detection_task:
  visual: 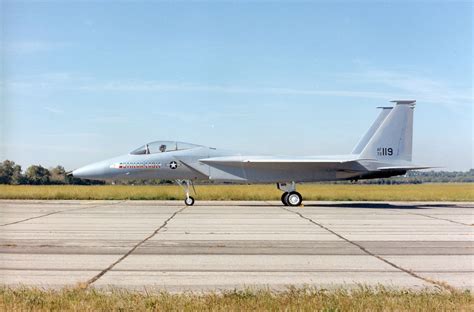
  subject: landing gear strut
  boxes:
[277,182,303,207]
[176,179,196,206]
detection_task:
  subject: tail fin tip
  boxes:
[390,100,416,105]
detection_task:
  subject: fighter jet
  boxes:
[72,100,430,206]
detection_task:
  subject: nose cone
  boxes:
[72,161,109,180]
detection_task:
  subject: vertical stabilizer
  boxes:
[352,107,393,154]
[360,100,415,162]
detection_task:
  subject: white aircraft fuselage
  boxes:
[72,100,429,206]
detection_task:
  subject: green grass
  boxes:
[0,183,472,201]
[0,286,472,312]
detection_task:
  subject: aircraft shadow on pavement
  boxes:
[302,203,462,210]
[198,203,461,209]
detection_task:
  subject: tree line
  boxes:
[0,160,104,185]
[346,169,474,184]
[0,159,472,185]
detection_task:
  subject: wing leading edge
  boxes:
[200,155,362,166]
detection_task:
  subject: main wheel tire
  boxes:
[287,192,303,207]
[281,192,289,206]
[185,196,195,206]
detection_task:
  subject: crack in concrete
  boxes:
[0,201,125,227]
[281,206,457,293]
[84,206,187,287]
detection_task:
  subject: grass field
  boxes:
[0,287,472,311]
[0,183,472,201]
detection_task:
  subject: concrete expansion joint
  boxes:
[388,209,471,227]
[280,206,457,293]
[0,200,126,227]
[82,206,188,288]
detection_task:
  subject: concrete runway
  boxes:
[0,200,472,292]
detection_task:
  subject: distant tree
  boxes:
[10,164,25,184]
[25,165,51,185]
[50,166,68,184]
[0,160,19,184]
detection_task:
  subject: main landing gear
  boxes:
[176,179,196,206]
[277,182,303,207]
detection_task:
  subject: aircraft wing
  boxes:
[200,156,436,172]
[200,156,363,168]
[199,156,370,182]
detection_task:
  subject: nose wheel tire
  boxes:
[287,192,303,207]
[185,196,195,206]
[281,192,289,206]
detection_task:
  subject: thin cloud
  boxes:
[4,70,472,108]
[43,106,63,114]
[4,75,394,100]
[40,132,102,138]
[341,70,473,108]
[1,143,94,154]
[2,72,90,90]
[3,40,72,54]
[90,116,129,123]
[78,80,395,100]
[75,73,473,107]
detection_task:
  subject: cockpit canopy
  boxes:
[130,141,201,155]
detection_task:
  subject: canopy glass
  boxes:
[130,141,201,155]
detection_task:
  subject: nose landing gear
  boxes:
[278,182,303,207]
[184,196,195,206]
[176,179,196,206]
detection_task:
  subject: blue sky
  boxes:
[1,1,472,171]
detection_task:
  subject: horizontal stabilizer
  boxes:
[377,165,435,171]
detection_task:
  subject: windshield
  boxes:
[130,141,201,155]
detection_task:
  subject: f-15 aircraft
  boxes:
[72,100,430,206]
